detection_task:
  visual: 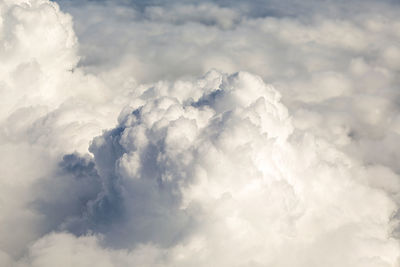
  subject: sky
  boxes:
[0,0,400,266]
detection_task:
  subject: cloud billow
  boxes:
[0,0,399,266]
[29,71,399,266]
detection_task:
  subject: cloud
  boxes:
[19,71,399,266]
[0,0,399,266]
[53,1,400,176]
[0,0,125,260]
[87,71,398,267]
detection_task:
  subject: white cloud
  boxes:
[14,70,398,267]
[0,0,126,260]
[0,0,399,266]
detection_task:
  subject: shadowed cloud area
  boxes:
[0,0,400,266]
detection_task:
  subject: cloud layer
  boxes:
[0,0,399,266]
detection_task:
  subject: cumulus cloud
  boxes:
[55,0,400,175]
[16,71,400,266]
[0,0,400,266]
[0,0,126,261]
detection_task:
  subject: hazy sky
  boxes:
[0,0,399,266]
